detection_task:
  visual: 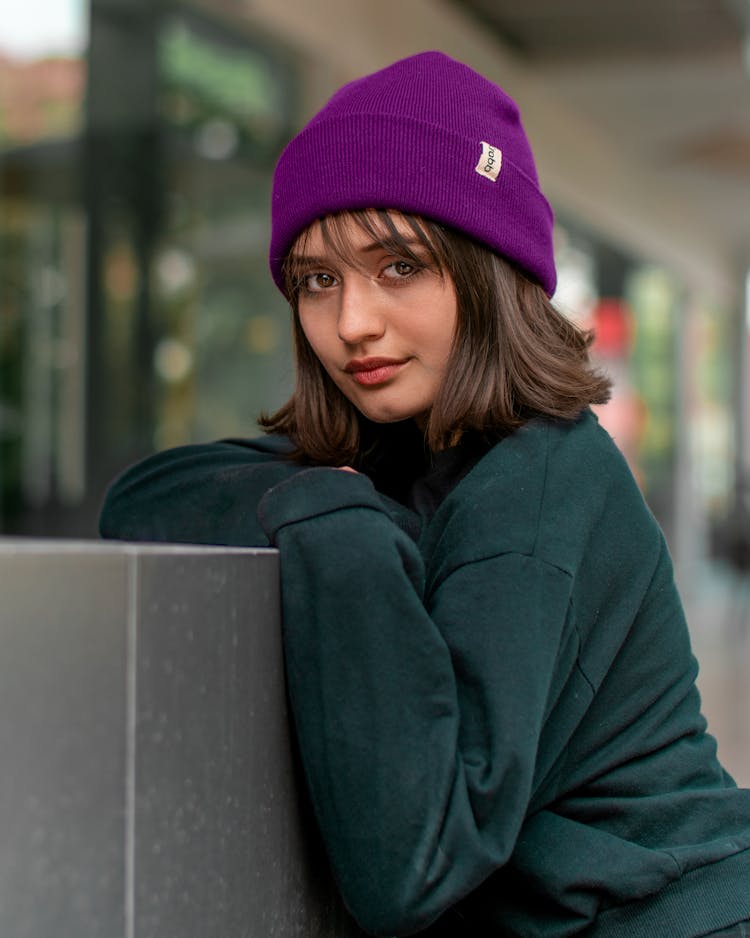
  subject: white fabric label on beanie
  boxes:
[475,141,502,182]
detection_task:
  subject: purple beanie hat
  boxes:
[269,51,556,296]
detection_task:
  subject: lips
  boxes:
[344,357,408,387]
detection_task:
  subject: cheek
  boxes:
[414,306,457,364]
[422,284,457,347]
[298,314,339,377]
[298,313,325,356]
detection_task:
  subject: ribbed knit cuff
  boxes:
[593,848,750,938]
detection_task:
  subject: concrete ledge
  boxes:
[0,538,364,938]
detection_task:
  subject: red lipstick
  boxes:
[344,357,408,386]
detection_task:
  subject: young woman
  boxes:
[100,52,750,936]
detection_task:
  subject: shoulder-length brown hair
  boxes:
[259,209,611,464]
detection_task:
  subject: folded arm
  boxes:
[259,468,573,935]
[99,437,306,546]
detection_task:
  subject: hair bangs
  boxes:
[283,209,446,298]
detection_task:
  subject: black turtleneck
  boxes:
[355,419,493,522]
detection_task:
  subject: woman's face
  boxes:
[291,213,457,427]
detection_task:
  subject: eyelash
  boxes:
[298,260,425,297]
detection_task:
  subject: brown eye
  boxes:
[383,260,417,280]
[304,272,338,292]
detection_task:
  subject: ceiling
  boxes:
[450,0,750,268]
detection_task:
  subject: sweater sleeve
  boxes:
[258,468,574,936]
[99,438,307,547]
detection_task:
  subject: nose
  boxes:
[336,275,386,345]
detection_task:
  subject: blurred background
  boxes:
[1,0,748,780]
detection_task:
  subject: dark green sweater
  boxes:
[100,410,750,937]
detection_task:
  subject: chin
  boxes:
[348,394,432,427]
[359,412,414,425]
[352,402,415,422]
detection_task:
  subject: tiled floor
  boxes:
[685,567,750,787]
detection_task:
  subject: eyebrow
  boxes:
[290,237,427,263]
[361,236,425,253]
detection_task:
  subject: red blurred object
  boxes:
[591,298,634,358]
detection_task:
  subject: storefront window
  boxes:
[1,0,298,537]
[152,9,295,449]
[0,0,88,532]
